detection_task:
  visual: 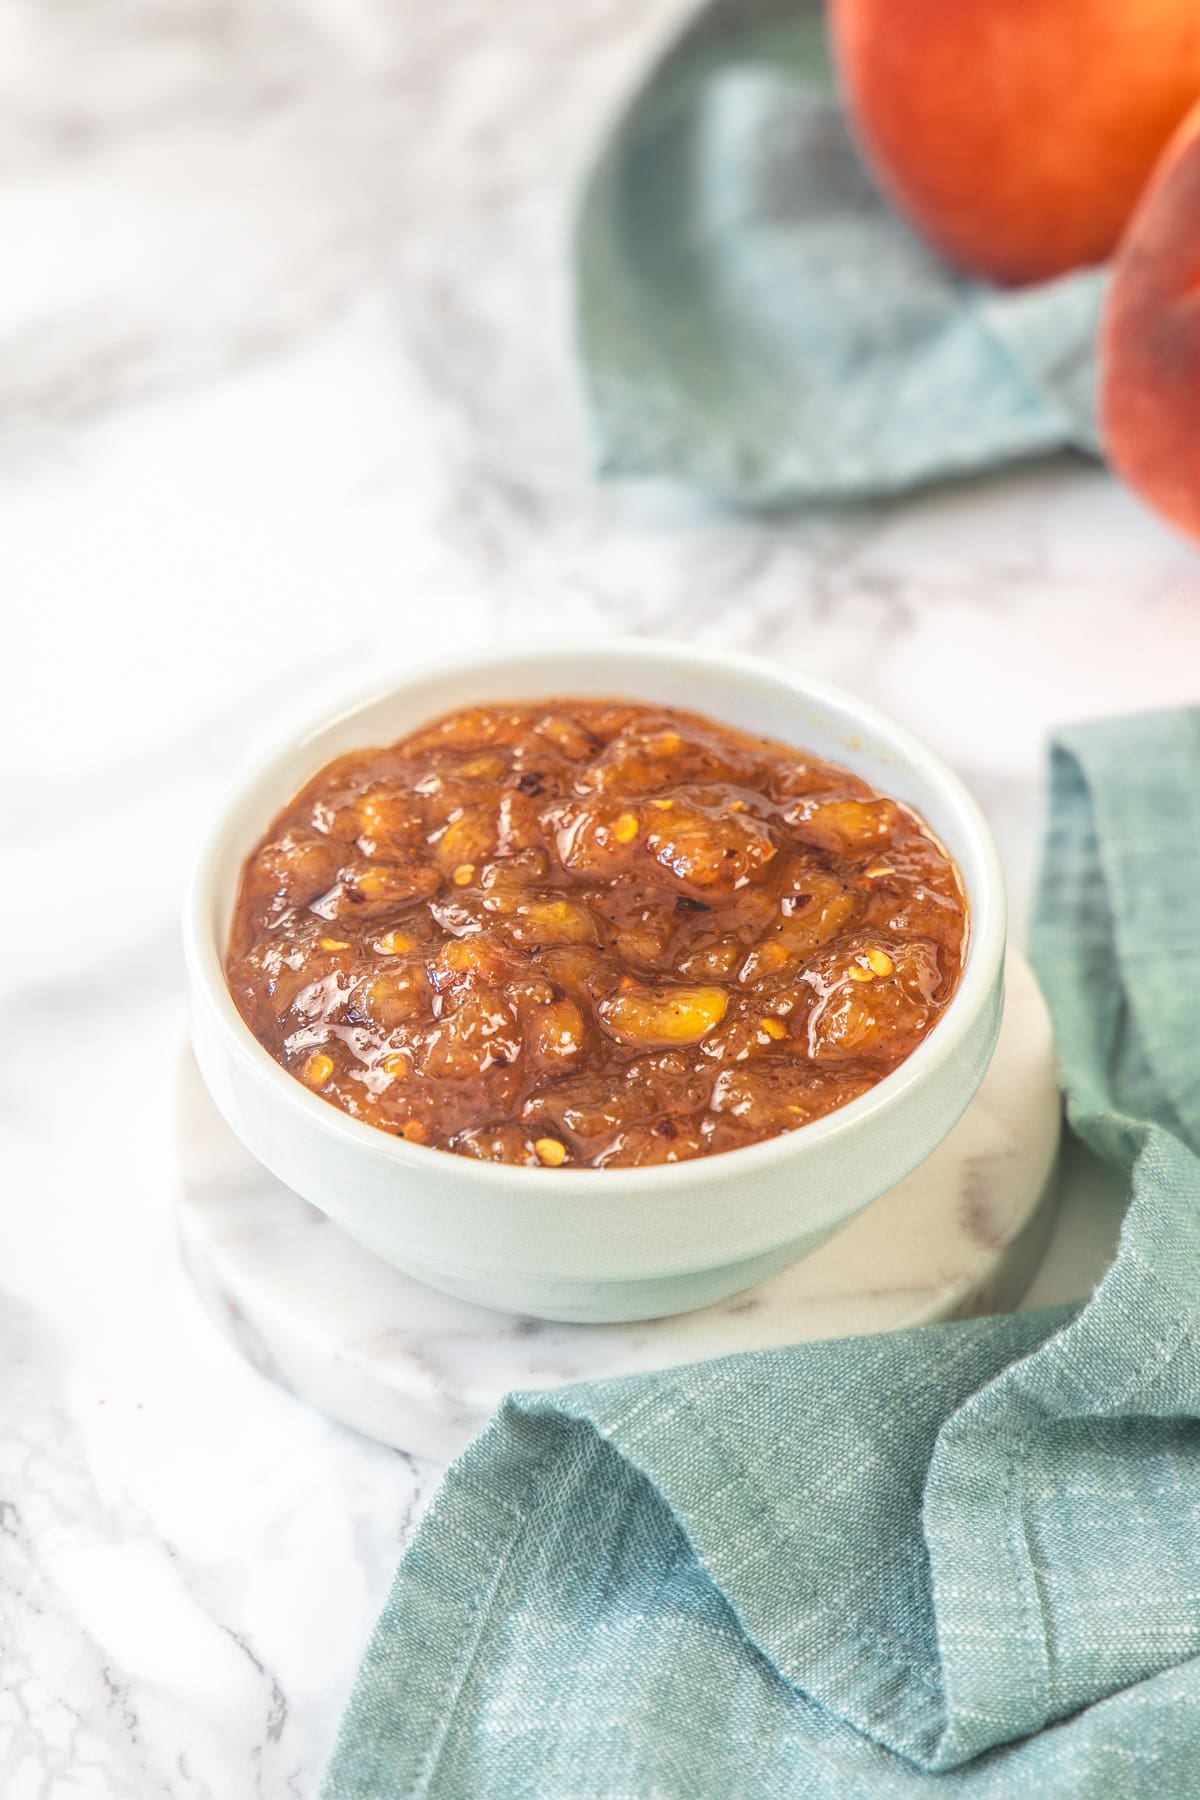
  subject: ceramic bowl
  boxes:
[184,639,1006,1322]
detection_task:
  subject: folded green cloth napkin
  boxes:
[575,0,1105,506]
[323,707,1200,1799]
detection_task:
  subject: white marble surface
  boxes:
[2,0,1197,1794]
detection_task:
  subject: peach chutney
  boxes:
[226,700,967,1168]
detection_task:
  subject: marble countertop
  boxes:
[5,1,1200,1794]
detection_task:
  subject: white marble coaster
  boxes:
[176,951,1061,1461]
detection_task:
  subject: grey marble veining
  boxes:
[2,0,1197,1793]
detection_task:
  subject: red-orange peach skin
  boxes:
[830,0,1200,286]
[1101,101,1200,546]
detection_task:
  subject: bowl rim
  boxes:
[184,636,1007,1195]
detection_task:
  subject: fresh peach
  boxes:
[829,0,1200,286]
[1101,100,1200,545]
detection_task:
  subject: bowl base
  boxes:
[174,951,1059,1461]
[328,1217,861,1324]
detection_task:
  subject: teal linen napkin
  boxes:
[575,0,1105,506]
[323,708,1200,1799]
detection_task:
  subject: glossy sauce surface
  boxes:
[226,701,967,1168]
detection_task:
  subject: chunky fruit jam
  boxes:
[226,700,967,1167]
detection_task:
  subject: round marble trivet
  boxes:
[176,950,1060,1461]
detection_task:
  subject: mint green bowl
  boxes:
[185,639,1006,1323]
